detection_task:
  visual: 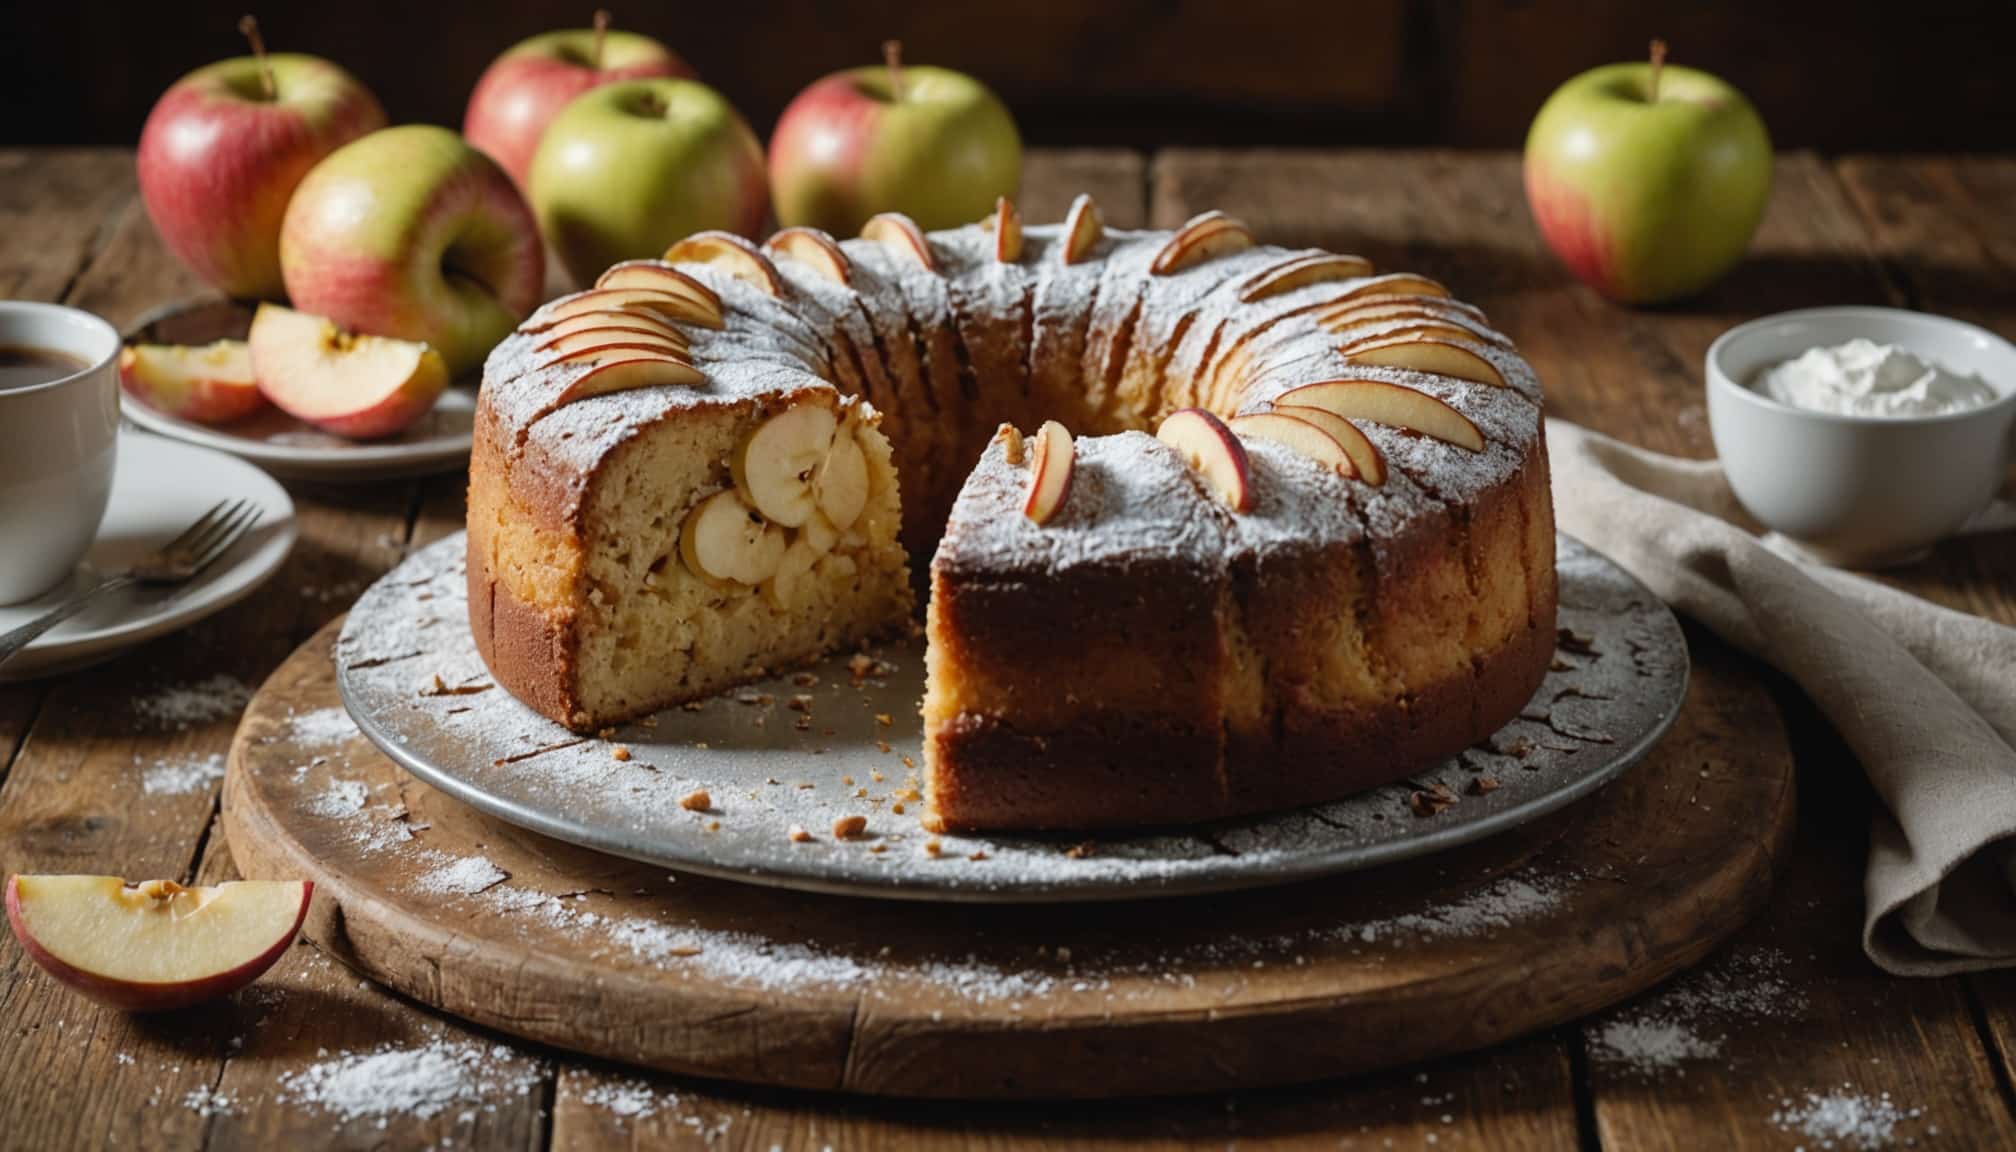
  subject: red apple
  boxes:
[249,303,450,439]
[118,340,268,424]
[462,12,694,189]
[6,875,311,1012]
[136,18,384,300]
[1022,420,1074,524]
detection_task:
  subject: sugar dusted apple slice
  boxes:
[534,328,692,364]
[1318,296,1496,338]
[1238,252,1377,303]
[534,309,689,346]
[249,304,448,440]
[118,339,268,425]
[591,262,725,326]
[549,354,704,407]
[1336,322,1487,354]
[732,402,840,528]
[763,227,853,285]
[1060,193,1103,265]
[530,287,722,332]
[1324,272,1451,308]
[984,196,1022,262]
[5,875,310,1012]
[1149,210,1256,276]
[680,488,788,586]
[664,231,785,297]
[1279,379,1485,452]
[1156,408,1253,512]
[1342,336,1507,388]
[860,212,937,272]
[1275,403,1387,485]
[1229,411,1356,476]
[1021,419,1075,524]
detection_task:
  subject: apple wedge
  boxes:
[860,212,937,272]
[118,339,268,425]
[732,403,841,528]
[1156,408,1252,512]
[680,487,787,586]
[529,287,721,332]
[1274,403,1388,485]
[548,352,704,408]
[1060,194,1102,265]
[763,227,853,285]
[533,309,689,346]
[1022,419,1074,524]
[1229,411,1357,476]
[1278,379,1486,452]
[535,329,691,364]
[6,875,310,1012]
[1336,322,1489,354]
[1150,210,1256,276]
[249,304,448,440]
[1318,297,1497,339]
[984,196,1022,263]
[1238,252,1376,303]
[1342,336,1508,388]
[590,262,724,326]
[664,231,785,297]
[1322,272,1451,308]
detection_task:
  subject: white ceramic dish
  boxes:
[0,430,296,680]
[1706,306,2016,567]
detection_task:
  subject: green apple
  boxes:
[1524,42,1771,304]
[529,78,767,286]
[768,41,1021,235]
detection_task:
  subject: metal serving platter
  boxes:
[336,533,1687,903]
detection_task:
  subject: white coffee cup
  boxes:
[0,302,121,604]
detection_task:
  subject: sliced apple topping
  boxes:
[763,227,853,285]
[1278,379,1485,452]
[118,339,267,425]
[1150,210,1257,276]
[663,231,786,297]
[1060,194,1103,265]
[1156,408,1253,512]
[1317,296,1496,338]
[550,355,705,407]
[1320,272,1451,310]
[1341,336,1507,388]
[1275,404,1387,485]
[680,488,788,586]
[248,304,449,440]
[530,287,722,332]
[1335,322,1489,354]
[1238,252,1377,303]
[1021,420,1075,524]
[1229,412,1356,476]
[590,263,725,326]
[984,196,1023,262]
[535,328,692,365]
[860,212,937,272]
[534,309,689,347]
[733,403,837,528]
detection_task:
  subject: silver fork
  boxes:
[0,498,263,669]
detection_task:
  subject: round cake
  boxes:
[467,196,1555,833]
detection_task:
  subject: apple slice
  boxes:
[1318,296,1496,338]
[763,227,853,285]
[533,309,689,347]
[732,403,840,528]
[761,536,823,609]
[1021,419,1075,524]
[1238,252,1377,303]
[1278,379,1485,452]
[535,329,692,364]
[984,196,1022,262]
[6,875,310,1012]
[591,263,725,327]
[812,418,871,531]
[1336,322,1488,354]
[1156,408,1253,512]
[1229,411,1357,476]
[249,304,448,440]
[529,288,721,332]
[1321,272,1452,309]
[1149,210,1256,276]
[1275,404,1388,485]
[118,340,268,425]
[1060,194,1103,265]
[860,213,937,272]
[1342,336,1507,388]
[680,488,788,586]
[664,231,785,297]
[549,355,705,408]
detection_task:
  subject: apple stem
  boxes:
[593,9,610,71]
[1648,38,1667,103]
[884,39,905,102]
[238,15,275,100]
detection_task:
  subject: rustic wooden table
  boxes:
[1,147,2012,1150]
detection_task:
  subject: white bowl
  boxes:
[1706,306,2016,567]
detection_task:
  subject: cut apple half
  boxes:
[763,227,853,285]
[984,196,1023,262]
[1274,403,1388,485]
[1021,419,1075,524]
[1342,336,1507,388]
[1150,210,1257,276]
[5,875,311,1012]
[733,402,840,528]
[534,329,692,364]
[860,213,937,272]
[680,488,787,586]
[118,339,267,425]
[550,354,705,407]
[533,309,688,346]
[1238,252,1377,303]
[664,231,786,297]
[591,263,725,326]
[1229,411,1357,476]
[1060,194,1103,265]
[249,304,449,440]
[530,287,722,332]
[1156,408,1253,512]
[1278,379,1486,452]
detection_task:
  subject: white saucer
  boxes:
[0,431,296,680]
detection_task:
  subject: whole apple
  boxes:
[137,33,383,300]
[770,42,1020,236]
[280,125,545,377]
[529,78,767,285]
[463,12,694,189]
[1524,42,1771,304]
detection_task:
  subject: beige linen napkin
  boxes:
[1547,418,2016,976]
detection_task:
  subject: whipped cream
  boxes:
[1757,338,1999,418]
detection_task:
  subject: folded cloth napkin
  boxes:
[1547,419,2016,976]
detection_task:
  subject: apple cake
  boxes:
[467,197,1555,833]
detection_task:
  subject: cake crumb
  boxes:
[875,713,893,727]
[900,755,916,769]
[871,770,886,781]
[679,789,711,812]
[787,694,814,712]
[891,802,906,815]
[924,839,943,857]
[788,825,813,843]
[968,850,989,862]
[1065,841,1097,859]
[1468,776,1500,796]
[875,741,892,754]
[681,701,705,712]
[832,815,868,839]
[794,716,813,731]
[841,776,855,786]
[867,843,887,854]
[706,820,721,832]
[1410,783,1458,817]
[610,746,631,762]
[791,672,818,687]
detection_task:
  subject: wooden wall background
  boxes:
[5,0,2015,151]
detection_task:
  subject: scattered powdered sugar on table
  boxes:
[132,674,250,729]
[307,779,370,819]
[1591,947,1807,1076]
[1348,873,1564,944]
[1771,1088,1925,1150]
[1591,1020,1722,1073]
[579,1076,673,1119]
[414,854,508,896]
[140,752,226,796]
[181,1085,236,1117]
[278,1039,540,1123]
[287,706,360,748]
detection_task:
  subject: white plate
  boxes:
[0,431,297,680]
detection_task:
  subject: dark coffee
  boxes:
[0,344,88,391]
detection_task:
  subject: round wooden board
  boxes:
[224,616,1795,1100]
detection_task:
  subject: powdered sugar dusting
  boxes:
[140,752,226,796]
[287,706,360,748]
[133,674,250,729]
[1771,1088,1926,1150]
[307,779,370,819]
[1591,947,1808,1076]
[414,854,509,896]
[277,1039,541,1122]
